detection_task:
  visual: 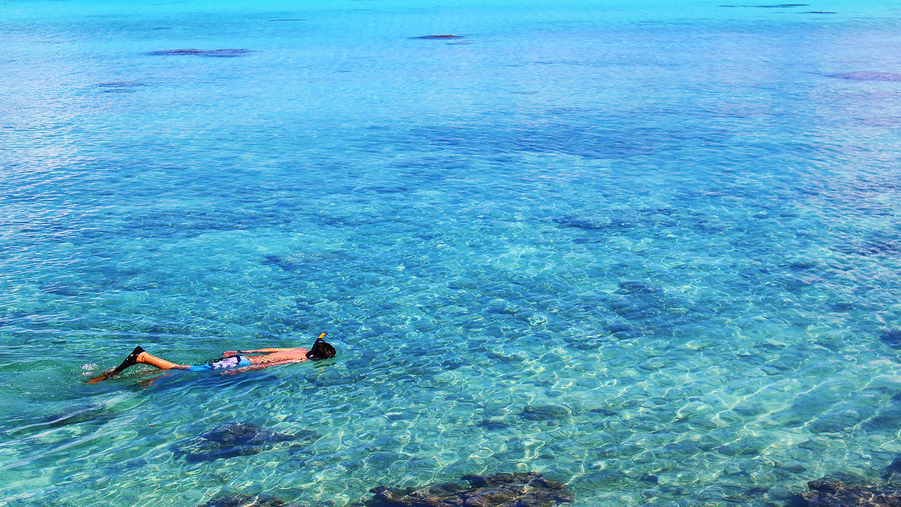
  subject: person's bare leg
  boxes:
[136,350,188,371]
[88,346,188,383]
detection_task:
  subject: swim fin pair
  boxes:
[87,346,145,384]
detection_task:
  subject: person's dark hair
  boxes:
[306,340,336,361]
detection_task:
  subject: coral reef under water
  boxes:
[198,493,290,507]
[800,479,901,506]
[410,35,465,40]
[146,49,254,57]
[172,422,315,463]
[362,472,573,507]
[828,72,901,82]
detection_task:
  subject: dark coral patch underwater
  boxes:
[410,35,471,45]
[829,72,901,82]
[198,493,288,507]
[881,330,901,348]
[147,48,255,57]
[363,472,573,507]
[411,35,465,40]
[193,472,573,506]
[521,404,572,422]
[172,422,317,462]
[800,479,901,506]
[96,81,145,93]
[720,3,809,7]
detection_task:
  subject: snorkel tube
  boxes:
[306,332,335,360]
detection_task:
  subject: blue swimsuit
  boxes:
[188,355,252,372]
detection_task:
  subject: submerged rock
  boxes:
[720,3,809,7]
[800,479,901,506]
[6,403,114,438]
[479,418,512,430]
[173,422,315,462]
[616,281,660,295]
[882,331,901,348]
[365,472,573,506]
[42,403,111,427]
[411,35,464,40]
[96,81,145,92]
[198,493,289,507]
[552,216,607,231]
[828,72,901,82]
[520,404,571,422]
[147,48,254,57]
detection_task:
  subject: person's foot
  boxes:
[87,346,145,384]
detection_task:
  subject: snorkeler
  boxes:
[88,333,336,384]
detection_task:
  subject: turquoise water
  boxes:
[3,0,901,505]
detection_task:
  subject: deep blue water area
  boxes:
[3,0,901,505]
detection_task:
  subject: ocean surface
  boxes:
[2,0,901,505]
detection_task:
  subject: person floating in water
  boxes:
[88,333,336,384]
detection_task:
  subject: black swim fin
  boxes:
[88,346,145,384]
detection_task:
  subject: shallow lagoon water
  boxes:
[2,0,901,505]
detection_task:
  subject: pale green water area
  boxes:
[3,0,901,505]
